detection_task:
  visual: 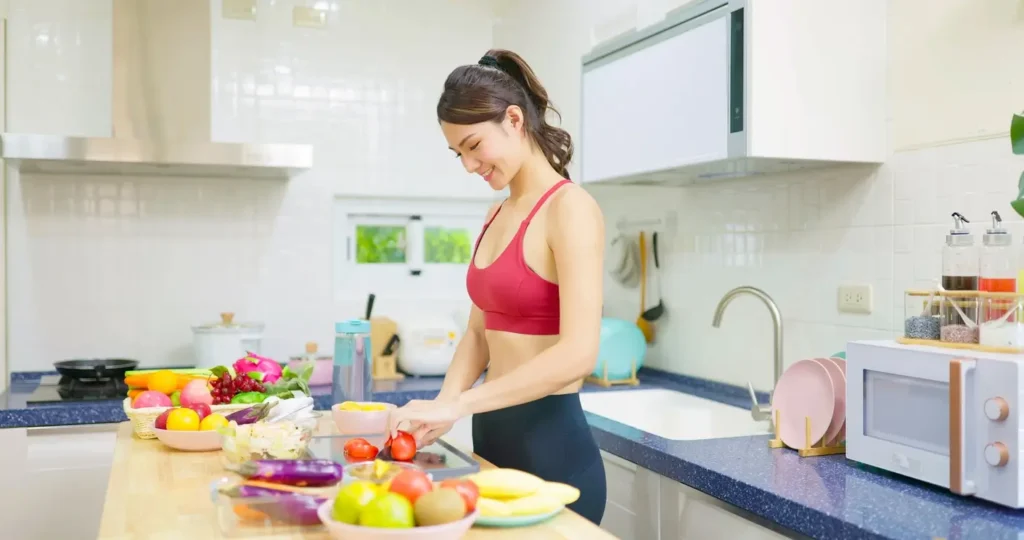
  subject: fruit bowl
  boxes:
[316,500,478,540]
[342,460,430,487]
[153,427,223,451]
[123,398,251,440]
[332,402,396,435]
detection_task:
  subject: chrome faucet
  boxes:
[711,286,783,424]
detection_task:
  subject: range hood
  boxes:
[0,0,313,178]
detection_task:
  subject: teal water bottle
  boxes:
[332,320,372,405]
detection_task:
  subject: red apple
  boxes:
[154,409,172,430]
[187,403,212,421]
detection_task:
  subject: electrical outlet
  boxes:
[838,284,872,314]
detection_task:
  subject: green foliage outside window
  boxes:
[354,224,472,264]
[424,227,472,264]
[355,225,406,263]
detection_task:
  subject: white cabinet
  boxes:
[0,424,118,540]
[580,0,886,185]
[599,451,801,540]
[600,450,660,540]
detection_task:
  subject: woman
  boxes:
[386,49,607,524]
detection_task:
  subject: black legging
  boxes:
[472,393,607,525]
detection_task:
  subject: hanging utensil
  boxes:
[642,231,665,322]
[635,232,655,343]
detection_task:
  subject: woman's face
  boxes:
[441,106,527,191]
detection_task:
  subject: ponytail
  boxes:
[436,49,574,178]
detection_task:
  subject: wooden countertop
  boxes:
[98,418,617,539]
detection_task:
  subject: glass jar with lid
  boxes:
[904,290,940,340]
[939,291,979,344]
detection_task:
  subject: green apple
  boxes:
[358,492,414,529]
[170,390,181,407]
[332,481,378,524]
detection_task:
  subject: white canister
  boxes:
[192,312,264,369]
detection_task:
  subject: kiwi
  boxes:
[414,488,467,526]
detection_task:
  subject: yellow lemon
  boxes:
[147,370,179,394]
[199,413,229,431]
[166,407,201,431]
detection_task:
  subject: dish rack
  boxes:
[767,410,845,457]
[122,398,250,439]
[585,358,640,388]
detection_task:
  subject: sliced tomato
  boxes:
[343,437,379,460]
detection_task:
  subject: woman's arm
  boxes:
[454,187,605,416]
[437,305,489,401]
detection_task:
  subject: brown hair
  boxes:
[437,49,573,178]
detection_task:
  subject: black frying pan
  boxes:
[54,359,139,381]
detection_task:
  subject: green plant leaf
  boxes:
[1013,113,1024,155]
[211,366,229,378]
[1013,171,1024,220]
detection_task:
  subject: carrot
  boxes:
[232,504,268,521]
[124,375,149,388]
[175,374,213,390]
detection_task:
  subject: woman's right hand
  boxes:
[398,398,457,448]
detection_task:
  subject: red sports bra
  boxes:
[466,180,571,335]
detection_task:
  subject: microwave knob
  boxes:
[984,442,1010,467]
[984,397,1010,421]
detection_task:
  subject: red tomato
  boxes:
[388,469,434,504]
[388,431,417,461]
[343,438,379,460]
[440,478,480,513]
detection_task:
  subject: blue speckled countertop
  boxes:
[4,369,1022,539]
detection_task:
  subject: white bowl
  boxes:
[153,427,222,451]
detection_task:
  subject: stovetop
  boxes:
[26,375,129,405]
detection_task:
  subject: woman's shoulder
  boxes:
[547,182,604,241]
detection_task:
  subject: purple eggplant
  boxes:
[234,459,344,487]
[222,485,325,526]
[225,401,275,425]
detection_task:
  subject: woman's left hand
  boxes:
[387,398,464,440]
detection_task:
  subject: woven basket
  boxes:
[123,398,252,439]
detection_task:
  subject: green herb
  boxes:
[1009,113,1024,219]
[262,361,313,398]
[211,366,230,378]
[230,391,267,404]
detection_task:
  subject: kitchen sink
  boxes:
[580,388,771,441]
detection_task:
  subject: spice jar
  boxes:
[979,292,1024,349]
[939,291,979,344]
[904,290,941,340]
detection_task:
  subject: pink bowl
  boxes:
[332,403,397,435]
[288,357,333,386]
[317,500,478,540]
[153,427,222,451]
[771,359,835,450]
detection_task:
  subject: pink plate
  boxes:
[830,357,847,443]
[816,358,846,446]
[771,359,835,449]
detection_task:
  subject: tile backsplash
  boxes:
[592,138,1023,391]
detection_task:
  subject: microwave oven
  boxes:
[847,340,1024,508]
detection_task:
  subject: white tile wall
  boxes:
[495,0,1024,390]
[4,0,500,371]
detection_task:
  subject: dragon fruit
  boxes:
[233,352,283,384]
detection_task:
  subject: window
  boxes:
[334,197,492,299]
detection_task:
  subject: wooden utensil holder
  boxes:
[372,353,404,381]
[586,358,640,388]
[767,409,845,457]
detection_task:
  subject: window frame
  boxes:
[333,197,493,301]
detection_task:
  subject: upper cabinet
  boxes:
[580,0,886,185]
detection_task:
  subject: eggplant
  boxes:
[225,401,275,425]
[223,485,325,526]
[234,459,344,487]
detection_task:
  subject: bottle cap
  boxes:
[335,319,371,334]
[984,211,1011,246]
[947,212,974,246]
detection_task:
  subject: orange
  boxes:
[147,370,179,394]
[199,413,229,432]
[166,407,201,431]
